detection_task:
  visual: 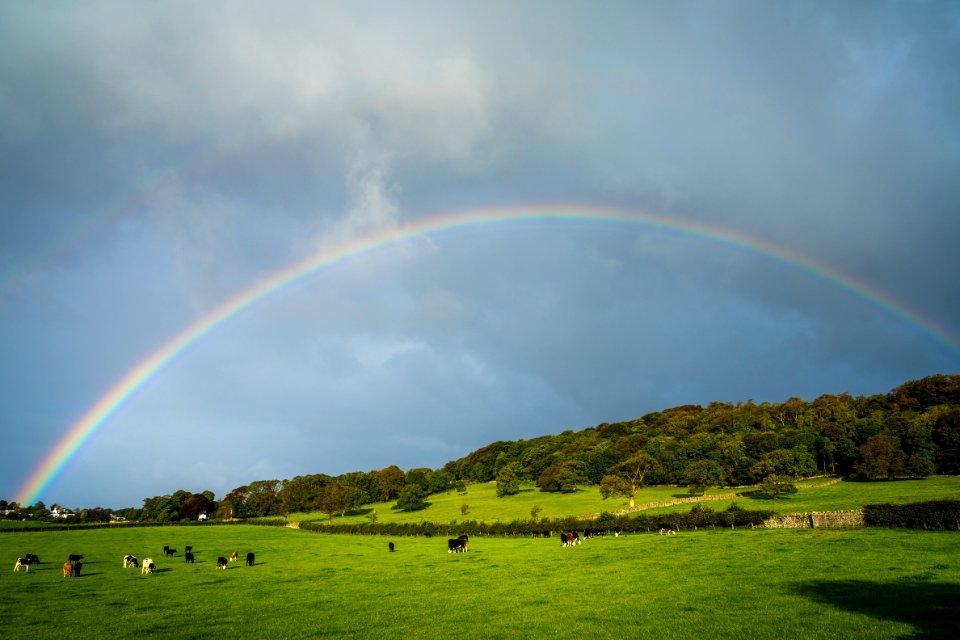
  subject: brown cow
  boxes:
[62,562,73,578]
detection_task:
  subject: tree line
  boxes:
[4,374,958,522]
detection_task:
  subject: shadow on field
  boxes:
[792,580,960,639]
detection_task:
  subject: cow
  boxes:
[63,562,73,578]
[14,557,34,572]
[388,542,395,552]
[72,562,82,577]
[561,532,580,547]
[68,554,83,563]
[141,558,155,574]
[447,535,468,553]
[184,552,194,564]
[245,552,255,566]
[216,557,228,570]
[184,546,193,554]
[614,526,622,537]
[163,545,169,555]
[164,548,177,557]
[24,553,40,564]
[659,527,678,536]
[123,555,138,568]
[229,551,239,562]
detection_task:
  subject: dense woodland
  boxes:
[5,374,959,523]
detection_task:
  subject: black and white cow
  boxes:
[245,552,254,566]
[141,558,155,574]
[14,557,34,572]
[184,552,194,563]
[216,556,228,570]
[123,555,138,568]
[447,534,468,553]
[560,532,580,547]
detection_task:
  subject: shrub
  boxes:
[864,500,960,530]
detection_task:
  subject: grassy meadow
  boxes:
[2,524,958,639]
[291,476,960,525]
[3,477,959,639]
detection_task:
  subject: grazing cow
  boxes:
[659,527,677,536]
[561,532,580,547]
[163,545,169,555]
[123,555,138,568]
[388,542,395,552]
[246,552,254,566]
[184,546,193,554]
[72,562,82,577]
[24,553,40,564]
[447,535,469,553]
[229,551,239,562]
[68,554,83,563]
[164,548,177,557]
[63,562,73,578]
[614,526,621,537]
[141,558,155,574]
[216,557,228,570]
[184,552,194,563]
[14,557,34,572]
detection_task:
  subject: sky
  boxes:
[2,1,959,510]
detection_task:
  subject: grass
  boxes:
[2,524,958,639]
[289,477,960,526]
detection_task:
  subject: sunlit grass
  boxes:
[2,525,957,639]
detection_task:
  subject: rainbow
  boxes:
[14,203,959,504]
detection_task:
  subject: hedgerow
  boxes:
[863,499,960,530]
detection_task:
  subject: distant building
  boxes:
[50,505,76,518]
[198,512,208,521]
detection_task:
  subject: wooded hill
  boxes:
[30,374,957,522]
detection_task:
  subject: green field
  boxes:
[2,523,958,639]
[290,476,960,525]
[3,478,959,638]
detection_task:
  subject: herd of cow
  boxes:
[14,525,670,576]
[12,545,257,578]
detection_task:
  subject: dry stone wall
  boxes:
[761,509,864,529]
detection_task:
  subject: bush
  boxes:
[864,500,960,530]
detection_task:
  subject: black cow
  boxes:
[24,553,40,564]
[164,548,177,557]
[184,552,194,563]
[68,553,83,563]
[216,556,228,570]
[246,552,255,566]
[388,542,395,552]
[447,534,469,553]
[185,545,193,554]
[163,545,170,555]
[72,562,83,577]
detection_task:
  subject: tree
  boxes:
[855,435,907,480]
[316,483,349,520]
[682,460,726,495]
[395,484,429,512]
[536,460,586,492]
[377,466,406,501]
[599,452,661,507]
[496,463,524,497]
[756,474,798,499]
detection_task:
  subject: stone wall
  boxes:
[761,509,864,529]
